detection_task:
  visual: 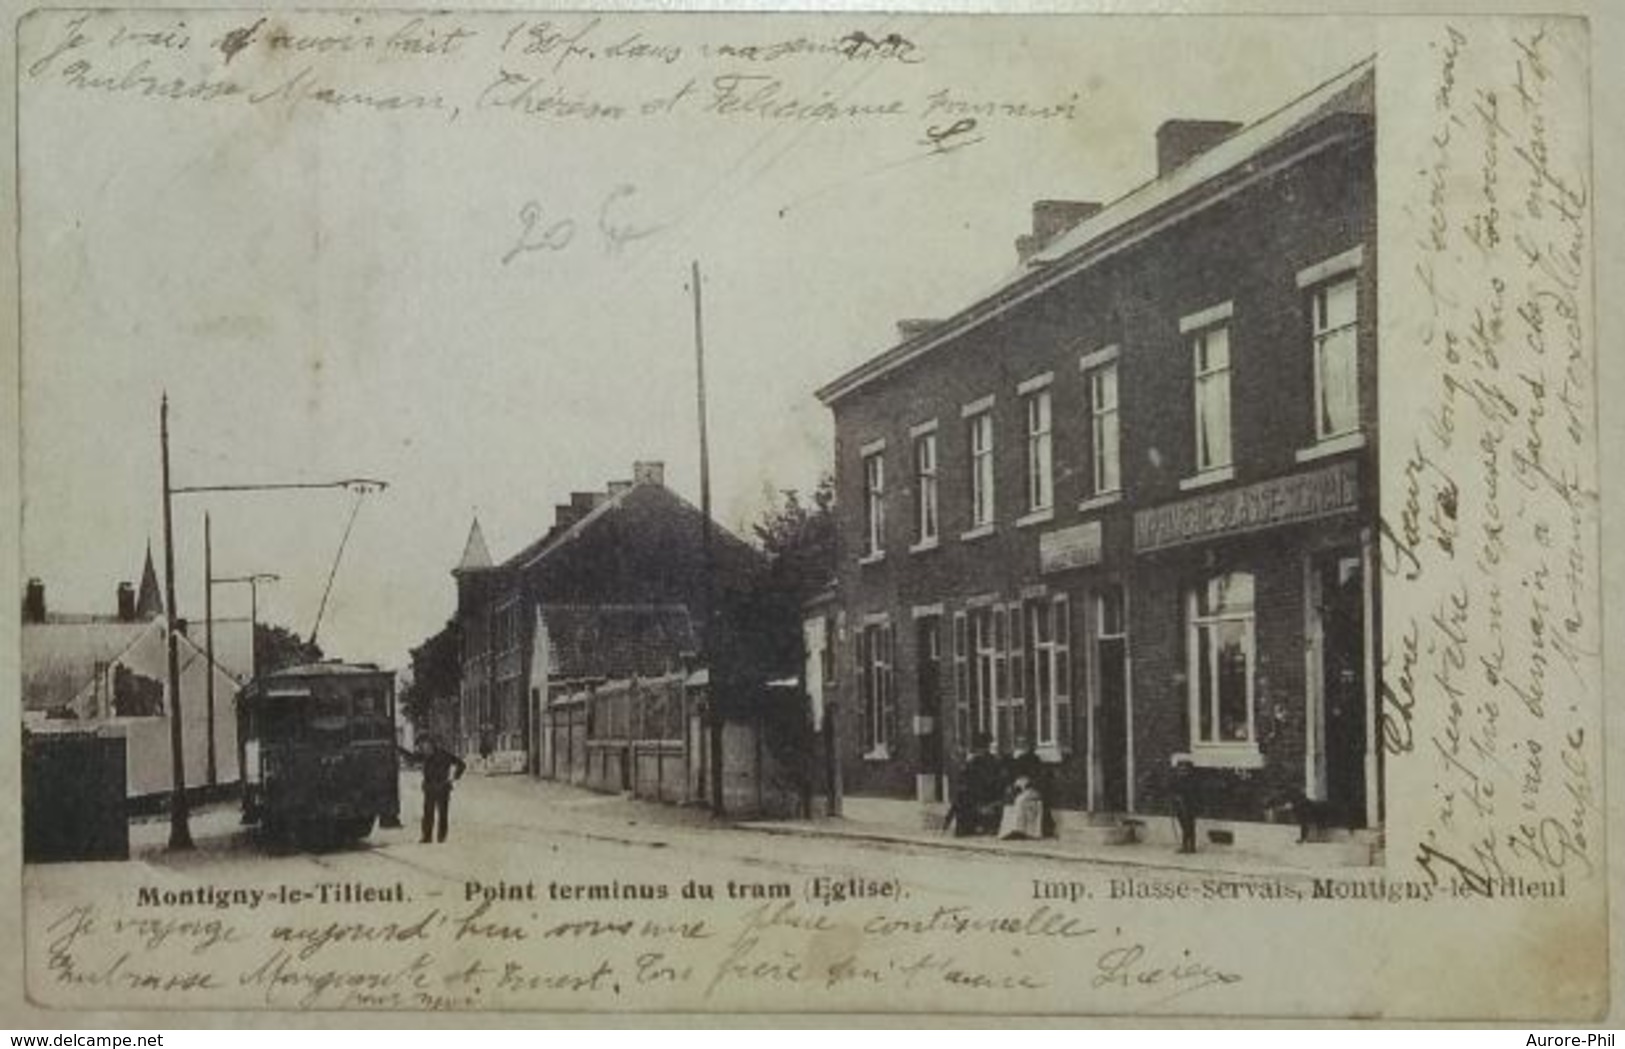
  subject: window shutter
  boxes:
[883,622,897,749]
[1054,595,1073,754]
[953,612,969,750]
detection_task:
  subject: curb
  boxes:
[736,820,1358,880]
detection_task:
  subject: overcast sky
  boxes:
[19,11,1374,666]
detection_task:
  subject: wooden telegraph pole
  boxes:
[691,261,723,817]
[160,394,194,850]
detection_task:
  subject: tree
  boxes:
[402,619,460,733]
[733,472,837,678]
[253,622,323,678]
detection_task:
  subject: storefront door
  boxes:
[1317,551,1367,827]
[1095,585,1130,812]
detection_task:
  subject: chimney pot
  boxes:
[895,318,940,342]
[22,578,45,624]
[1016,200,1102,264]
[1155,119,1243,177]
[632,461,664,487]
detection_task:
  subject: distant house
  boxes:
[20,552,250,798]
[447,460,765,776]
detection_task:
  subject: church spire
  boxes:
[453,517,493,574]
[134,540,163,619]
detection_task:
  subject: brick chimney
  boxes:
[22,578,44,623]
[632,461,665,487]
[117,582,136,621]
[895,318,940,342]
[606,480,634,497]
[1155,119,1243,177]
[1016,200,1102,264]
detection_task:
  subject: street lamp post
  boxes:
[158,395,386,851]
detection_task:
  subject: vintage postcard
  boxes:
[2,2,1614,1023]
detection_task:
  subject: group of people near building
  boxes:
[945,734,1057,840]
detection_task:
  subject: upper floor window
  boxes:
[861,445,885,559]
[967,410,995,529]
[1187,571,1255,749]
[1191,325,1233,473]
[1311,277,1359,441]
[1023,386,1054,512]
[1086,359,1120,496]
[913,430,939,545]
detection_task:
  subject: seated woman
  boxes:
[998,775,1047,840]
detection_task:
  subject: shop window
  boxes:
[857,619,895,757]
[1311,277,1360,441]
[1187,572,1256,753]
[1192,326,1233,474]
[1027,594,1072,751]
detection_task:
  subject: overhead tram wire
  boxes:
[308,483,379,649]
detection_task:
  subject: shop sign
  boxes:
[1040,521,1103,573]
[1133,460,1360,552]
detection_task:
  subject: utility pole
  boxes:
[692,260,723,817]
[160,394,194,850]
[204,511,216,788]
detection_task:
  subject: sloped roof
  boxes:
[817,58,1375,405]
[135,542,163,618]
[22,617,254,715]
[21,619,149,713]
[454,517,494,573]
[505,481,758,576]
[537,603,696,682]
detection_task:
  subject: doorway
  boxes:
[1095,584,1130,812]
[1315,550,1368,827]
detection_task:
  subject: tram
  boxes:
[238,661,401,844]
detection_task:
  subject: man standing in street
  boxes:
[405,736,467,843]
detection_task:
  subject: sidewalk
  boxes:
[468,773,1380,879]
[737,796,1381,879]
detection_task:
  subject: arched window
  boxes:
[1187,572,1256,749]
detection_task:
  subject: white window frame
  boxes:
[1028,594,1072,753]
[1188,323,1234,479]
[966,409,996,532]
[1084,354,1121,499]
[1186,572,1261,766]
[1023,385,1054,514]
[861,444,886,562]
[1309,275,1360,442]
[859,618,895,758]
[912,428,939,549]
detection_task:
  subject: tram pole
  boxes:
[204,512,217,788]
[161,394,194,850]
[691,260,722,818]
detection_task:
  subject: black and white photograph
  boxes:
[6,6,1607,1022]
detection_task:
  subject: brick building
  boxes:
[814,61,1380,837]
[445,460,763,775]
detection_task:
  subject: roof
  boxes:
[21,619,149,713]
[536,603,696,682]
[816,58,1375,405]
[503,480,758,576]
[454,517,494,573]
[20,617,248,716]
[263,660,389,678]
